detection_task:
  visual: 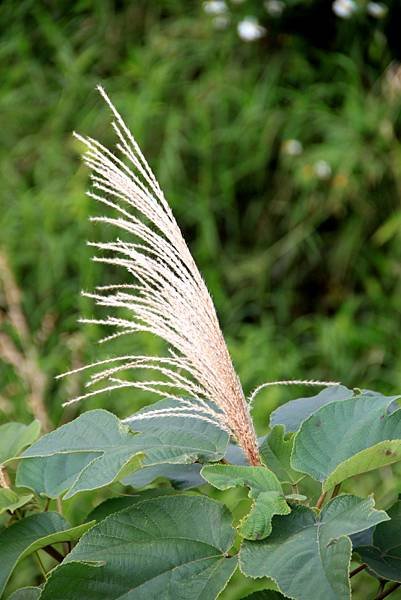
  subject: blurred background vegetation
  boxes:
[1,0,401,598]
[2,0,401,427]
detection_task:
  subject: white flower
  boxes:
[237,17,266,42]
[314,160,332,180]
[282,139,303,156]
[264,0,284,17]
[332,0,357,18]
[367,2,387,18]
[203,0,227,15]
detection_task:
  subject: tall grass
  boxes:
[1,0,401,435]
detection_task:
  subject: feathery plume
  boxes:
[62,86,261,466]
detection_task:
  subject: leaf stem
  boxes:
[316,491,327,510]
[42,545,64,563]
[0,466,11,489]
[34,551,47,580]
[375,582,401,599]
[331,483,341,499]
[350,563,367,577]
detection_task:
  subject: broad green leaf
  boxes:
[243,593,286,599]
[18,406,228,499]
[270,385,354,433]
[86,489,175,522]
[0,512,94,595]
[292,392,401,489]
[16,452,98,498]
[324,440,401,492]
[0,489,33,515]
[0,421,40,464]
[126,398,229,464]
[356,498,401,582]
[240,495,388,600]
[123,439,249,491]
[8,587,41,600]
[124,463,204,490]
[259,426,302,485]
[201,464,290,540]
[39,495,237,600]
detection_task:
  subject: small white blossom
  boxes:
[264,0,284,17]
[203,0,227,15]
[332,0,357,18]
[237,17,266,42]
[367,2,387,18]
[282,139,303,156]
[314,160,332,180]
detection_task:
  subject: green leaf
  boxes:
[0,512,94,596]
[270,385,354,433]
[259,426,302,485]
[0,489,33,515]
[17,406,228,499]
[0,421,40,464]
[201,464,290,540]
[39,495,237,600]
[86,489,175,522]
[356,498,401,582]
[242,592,286,599]
[8,587,41,600]
[124,463,204,489]
[16,452,98,499]
[240,495,388,600]
[292,392,401,490]
[124,438,249,491]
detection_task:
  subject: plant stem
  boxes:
[375,582,401,599]
[34,551,47,580]
[42,545,64,563]
[316,491,327,510]
[0,466,11,488]
[331,483,341,498]
[350,563,367,578]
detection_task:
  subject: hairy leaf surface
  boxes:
[39,495,237,599]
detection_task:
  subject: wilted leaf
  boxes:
[240,495,388,600]
[39,495,237,600]
[201,464,290,540]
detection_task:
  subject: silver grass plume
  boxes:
[63,86,261,466]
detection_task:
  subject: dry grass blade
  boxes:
[63,86,261,466]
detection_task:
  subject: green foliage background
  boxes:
[0,1,401,596]
[2,0,401,421]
